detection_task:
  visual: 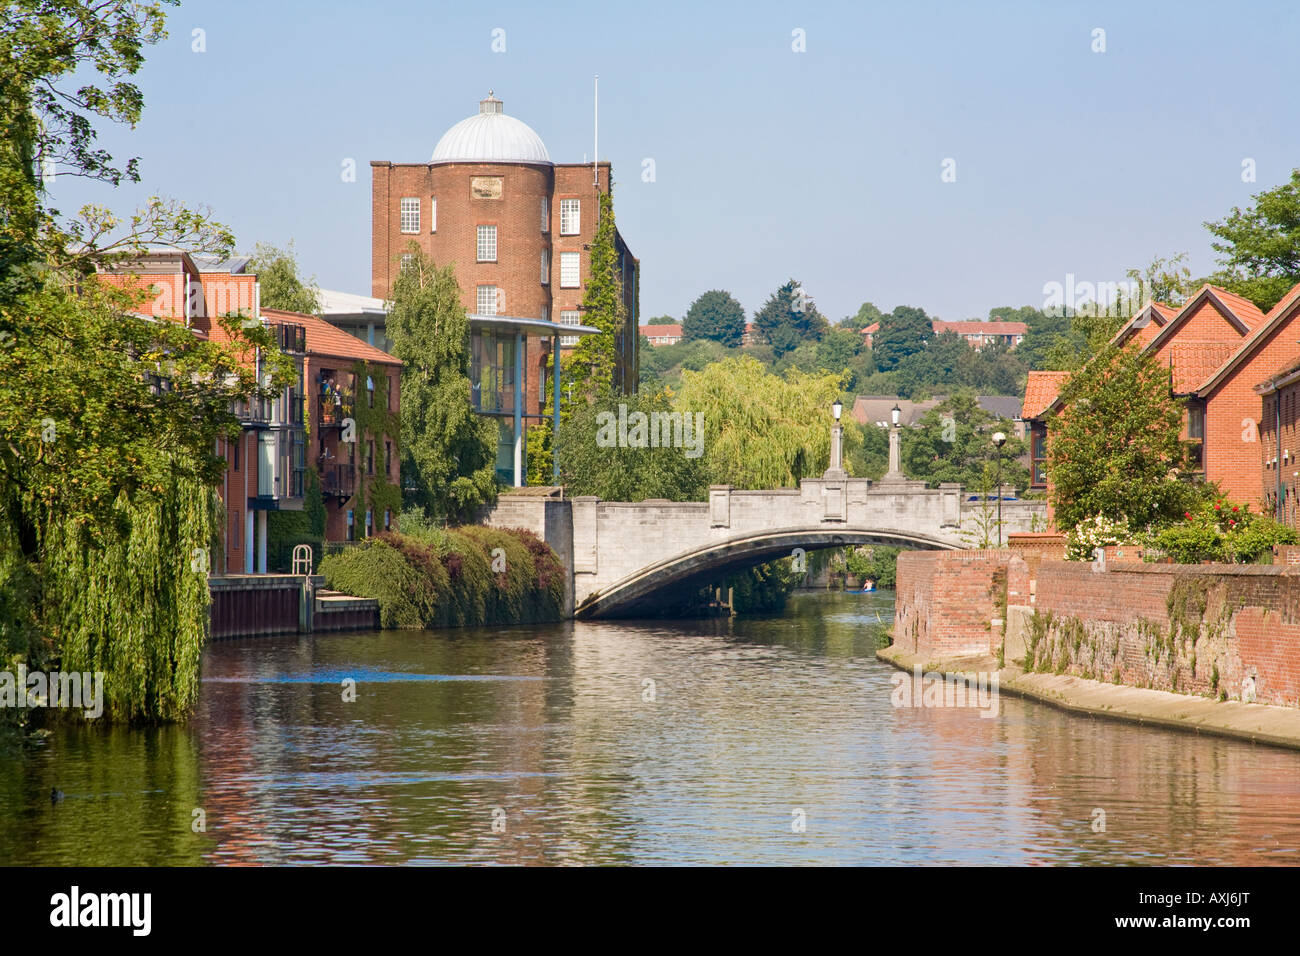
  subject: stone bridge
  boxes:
[480,477,1047,619]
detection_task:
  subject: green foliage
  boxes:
[319,526,565,629]
[842,301,884,330]
[42,474,217,722]
[1204,169,1300,312]
[751,278,828,358]
[556,390,708,501]
[266,468,326,572]
[565,190,625,400]
[1151,497,1297,564]
[247,240,321,314]
[873,305,931,371]
[1046,343,1196,530]
[847,418,890,480]
[683,289,746,347]
[901,393,1029,491]
[671,356,861,488]
[638,337,740,392]
[844,546,901,588]
[386,245,497,522]
[722,559,802,614]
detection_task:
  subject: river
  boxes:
[3,590,1299,865]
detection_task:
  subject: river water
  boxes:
[3,590,1300,865]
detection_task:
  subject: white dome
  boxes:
[431,93,552,166]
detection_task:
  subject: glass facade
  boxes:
[469,328,524,415]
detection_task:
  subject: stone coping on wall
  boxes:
[878,644,1300,751]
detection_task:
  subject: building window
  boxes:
[1187,403,1205,471]
[346,509,355,541]
[1030,425,1048,487]
[477,285,499,316]
[367,375,374,408]
[540,249,549,285]
[541,196,549,233]
[231,510,240,551]
[385,440,392,477]
[400,253,415,273]
[400,197,420,234]
[477,224,497,263]
[232,435,240,472]
[560,198,580,235]
[560,252,580,288]
[560,310,580,347]
[539,366,547,402]
[430,196,437,233]
[365,509,373,538]
[366,439,375,475]
[384,509,392,531]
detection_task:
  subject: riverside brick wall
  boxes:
[895,551,1300,707]
[893,550,1017,658]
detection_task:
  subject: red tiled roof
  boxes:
[860,322,880,334]
[1264,279,1300,322]
[1022,370,1072,420]
[262,308,399,365]
[641,324,683,338]
[932,320,1028,336]
[1166,341,1241,393]
[1197,279,1300,396]
[1151,302,1179,321]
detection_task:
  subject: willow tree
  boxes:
[671,355,861,488]
[1,0,292,726]
[387,246,497,521]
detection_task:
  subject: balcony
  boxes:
[318,393,354,427]
[274,322,307,355]
[320,463,356,500]
[235,395,274,426]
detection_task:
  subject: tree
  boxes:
[671,356,859,488]
[1205,169,1300,312]
[683,289,746,347]
[901,394,1029,491]
[1127,252,1196,307]
[556,390,708,501]
[1045,343,1198,530]
[248,240,321,314]
[814,326,863,373]
[873,305,931,371]
[387,246,497,521]
[1,0,293,723]
[841,301,884,330]
[752,278,828,358]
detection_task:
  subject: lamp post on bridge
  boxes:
[881,402,905,482]
[992,431,1007,547]
[823,398,847,480]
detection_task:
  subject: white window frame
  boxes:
[400,253,415,273]
[430,196,437,233]
[540,249,549,285]
[400,197,420,234]
[560,198,580,235]
[477,285,499,316]
[560,310,580,346]
[477,224,497,263]
[560,251,580,288]
[541,196,549,233]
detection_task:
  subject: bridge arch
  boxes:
[574,527,957,619]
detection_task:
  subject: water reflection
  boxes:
[3,590,1299,865]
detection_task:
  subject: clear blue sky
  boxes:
[51,0,1300,324]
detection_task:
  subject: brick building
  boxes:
[96,249,306,574]
[930,319,1027,349]
[1023,281,1300,522]
[262,309,402,546]
[641,323,683,346]
[369,92,638,482]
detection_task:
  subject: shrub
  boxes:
[1151,497,1296,564]
[1065,514,1133,561]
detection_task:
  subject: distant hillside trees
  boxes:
[752,279,828,358]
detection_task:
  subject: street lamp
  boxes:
[832,399,842,422]
[891,403,901,427]
[992,431,1007,547]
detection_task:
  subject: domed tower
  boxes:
[369,92,640,484]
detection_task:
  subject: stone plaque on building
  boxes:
[471,176,503,200]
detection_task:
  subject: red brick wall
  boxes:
[1205,314,1300,506]
[897,552,1300,706]
[894,550,1020,658]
